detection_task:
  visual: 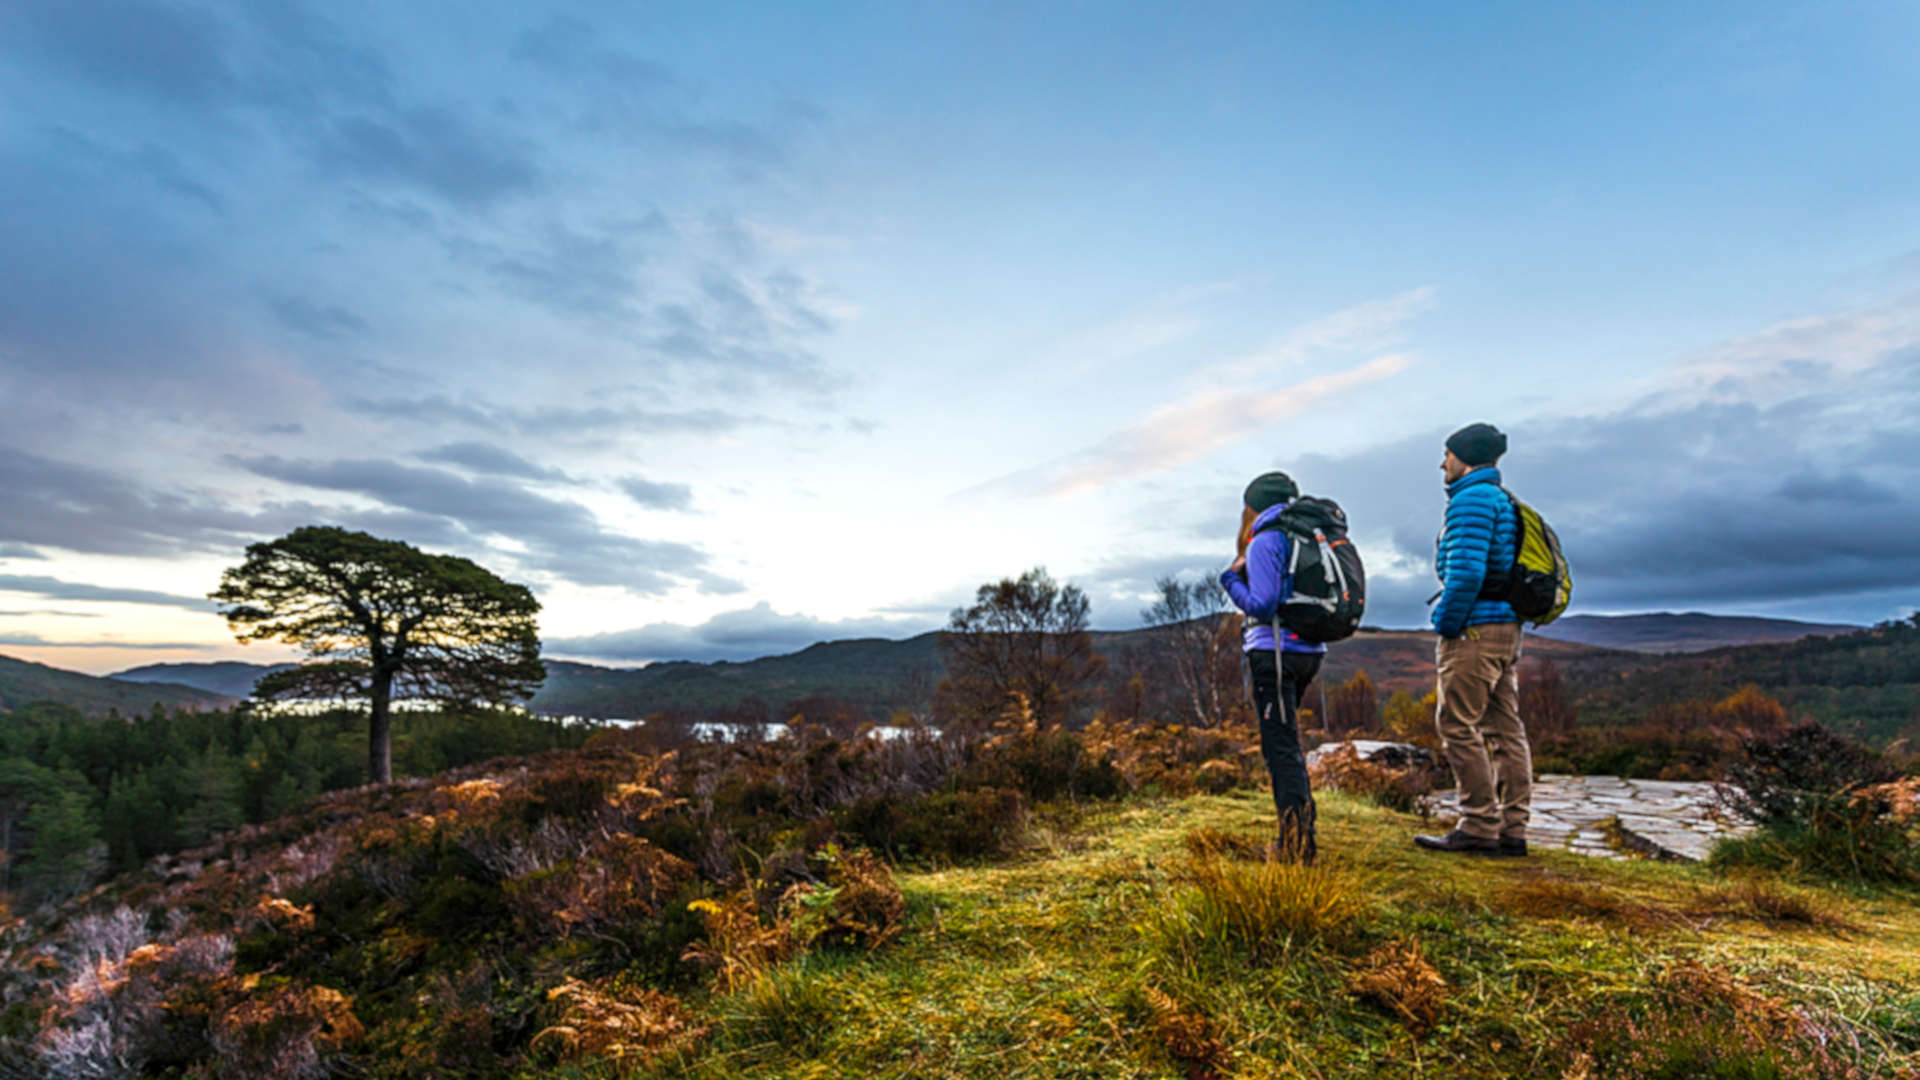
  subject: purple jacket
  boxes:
[1219,501,1328,655]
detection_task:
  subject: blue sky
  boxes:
[2,1,1918,673]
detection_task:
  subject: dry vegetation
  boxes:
[4,712,1917,1079]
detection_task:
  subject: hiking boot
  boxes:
[1497,836,1528,857]
[1412,829,1499,855]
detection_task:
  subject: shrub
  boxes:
[961,726,1127,802]
[780,846,905,952]
[681,892,796,992]
[1307,743,1434,814]
[1716,722,1919,884]
[208,980,364,1080]
[838,786,1026,860]
[532,976,705,1069]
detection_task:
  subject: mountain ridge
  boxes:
[1532,611,1859,654]
[0,653,232,714]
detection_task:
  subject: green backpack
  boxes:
[1478,486,1572,625]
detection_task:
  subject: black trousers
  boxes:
[1247,648,1322,856]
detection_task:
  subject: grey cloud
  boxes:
[618,476,694,512]
[0,574,216,613]
[513,15,674,92]
[263,422,306,436]
[236,455,728,592]
[315,106,540,211]
[547,602,931,664]
[1775,472,1897,504]
[509,15,784,172]
[417,441,569,482]
[0,444,470,559]
[268,293,369,339]
[0,633,212,650]
[457,219,661,321]
[0,610,102,618]
[344,395,758,438]
[1262,351,1920,627]
[1077,551,1230,627]
[14,0,237,104]
[0,545,45,559]
[237,0,394,113]
[0,445,271,556]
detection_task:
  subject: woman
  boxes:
[1219,471,1327,862]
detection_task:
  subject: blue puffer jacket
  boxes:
[1220,502,1327,655]
[1431,467,1519,638]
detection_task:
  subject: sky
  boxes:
[2,0,1918,675]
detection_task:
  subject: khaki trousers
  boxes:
[1434,622,1530,841]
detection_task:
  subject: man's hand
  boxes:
[1228,553,1247,576]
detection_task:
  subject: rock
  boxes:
[1306,739,1436,770]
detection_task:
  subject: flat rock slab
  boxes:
[1423,774,1753,862]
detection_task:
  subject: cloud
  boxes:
[0,574,217,613]
[1263,347,1920,628]
[987,353,1413,500]
[343,396,760,439]
[0,633,212,650]
[0,445,279,556]
[235,455,731,592]
[267,293,369,339]
[0,444,473,559]
[508,14,789,174]
[0,545,44,559]
[973,289,1431,500]
[458,219,659,322]
[0,610,102,618]
[546,602,932,663]
[315,106,540,210]
[618,476,694,512]
[417,441,569,482]
[13,0,237,105]
[1774,472,1898,504]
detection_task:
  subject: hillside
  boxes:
[535,633,947,717]
[11,726,1918,1078]
[1307,628,1631,695]
[1567,615,1920,743]
[112,659,296,698]
[125,627,1631,720]
[1535,612,1860,654]
[0,652,230,714]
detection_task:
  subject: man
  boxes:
[1220,471,1326,862]
[1415,422,1531,857]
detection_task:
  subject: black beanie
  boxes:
[1243,471,1299,512]
[1445,422,1507,467]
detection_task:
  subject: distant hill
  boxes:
[540,625,1629,717]
[533,634,947,718]
[112,660,296,698]
[1533,612,1859,654]
[0,652,231,714]
[115,627,1635,720]
[1564,616,1920,744]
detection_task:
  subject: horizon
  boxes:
[74,608,1881,680]
[4,2,1919,676]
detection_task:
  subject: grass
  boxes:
[565,790,1920,1080]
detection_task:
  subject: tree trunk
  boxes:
[368,667,395,785]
